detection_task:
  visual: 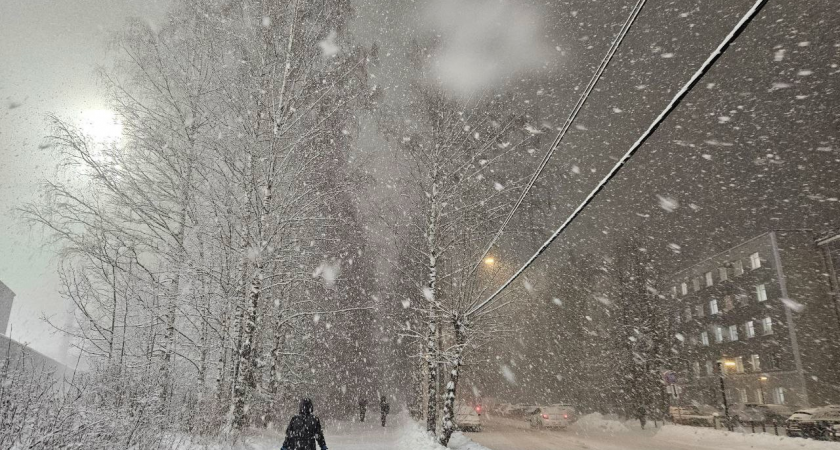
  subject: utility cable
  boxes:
[467,0,771,318]
[470,0,648,279]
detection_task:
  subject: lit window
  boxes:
[705,271,714,287]
[681,283,688,295]
[701,332,709,346]
[734,260,744,276]
[745,321,756,338]
[750,354,760,371]
[693,362,701,378]
[750,252,761,270]
[756,388,765,403]
[756,284,767,302]
[671,286,678,298]
[774,387,785,404]
[729,325,739,341]
[738,388,748,403]
[705,360,714,376]
[762,317,773,335]
[709,299,719,315]
[696,305,705,318]
[735,356,744,373]
[719,267,728,282]
[714,326,724,343]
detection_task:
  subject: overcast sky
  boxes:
[0,0,169,359]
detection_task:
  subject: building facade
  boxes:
[0,279,67,374]
[0,280,14,336]
[665,231,840,409]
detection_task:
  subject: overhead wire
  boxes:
[470,0,648,281]
[467,0,772,318]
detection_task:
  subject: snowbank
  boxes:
[396,420,491,450]
[449,431,494,450]
[571,412,631,434]
[653,424,840,450]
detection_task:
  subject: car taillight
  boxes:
[542,414,549,419]
[476,406,481,413]
[563,414,569,419]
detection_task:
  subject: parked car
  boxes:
[669,405,719,427]
[730,403,793,424]
[551,404,578,423]
[454,401,482,432]
[529,406,575,429]
[785,408,817,437]
[799,405,840,440]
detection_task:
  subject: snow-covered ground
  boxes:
[179,412,492,450]
[463,413,840,450]
[176,412,840,450]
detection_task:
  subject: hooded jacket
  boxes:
[282,399,327,450]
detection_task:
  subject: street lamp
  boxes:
[483,257,495,266]
[717,361,733,430]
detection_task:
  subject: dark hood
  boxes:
[299,398,313,415]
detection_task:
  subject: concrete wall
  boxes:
[0,280,14,336]
[0,334,68,376]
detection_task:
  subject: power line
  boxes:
[467,0,771,318]
[472,0,648,279]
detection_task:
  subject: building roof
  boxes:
[817,231,840,247]
[667,229,816,280]
[0,279,14,297]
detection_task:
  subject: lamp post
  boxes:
[718,360,734,430]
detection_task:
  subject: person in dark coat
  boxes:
[636,405,647,430]
[281,398,328,450]
[379,396,390,427]
[358,398,368,422]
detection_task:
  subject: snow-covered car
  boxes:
[529,406,574,429]
[454,401,482,432]
[785,408,817,437]
[669,405,719,427]
[798,405,840,440]
[730,403,792,424]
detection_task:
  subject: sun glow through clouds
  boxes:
[80,109,123,143]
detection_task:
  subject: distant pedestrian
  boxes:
[281,398,328,450]
[636,405,647,430]
[380,396,390,427]
[359,398,368,422]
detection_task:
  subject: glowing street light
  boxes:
[483,257,495,266]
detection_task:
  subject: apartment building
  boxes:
[665,231,840,409]
[0,279,13,336]
[0,278,66,374]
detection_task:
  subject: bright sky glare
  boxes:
[79,109,123,143]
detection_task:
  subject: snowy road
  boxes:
[464,415,840,450]
[236,414,840,450]
[465,420,678,450]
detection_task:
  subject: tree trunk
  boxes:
[439,317,466,446]
[425,172,440,434]
[231,264,261,429]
